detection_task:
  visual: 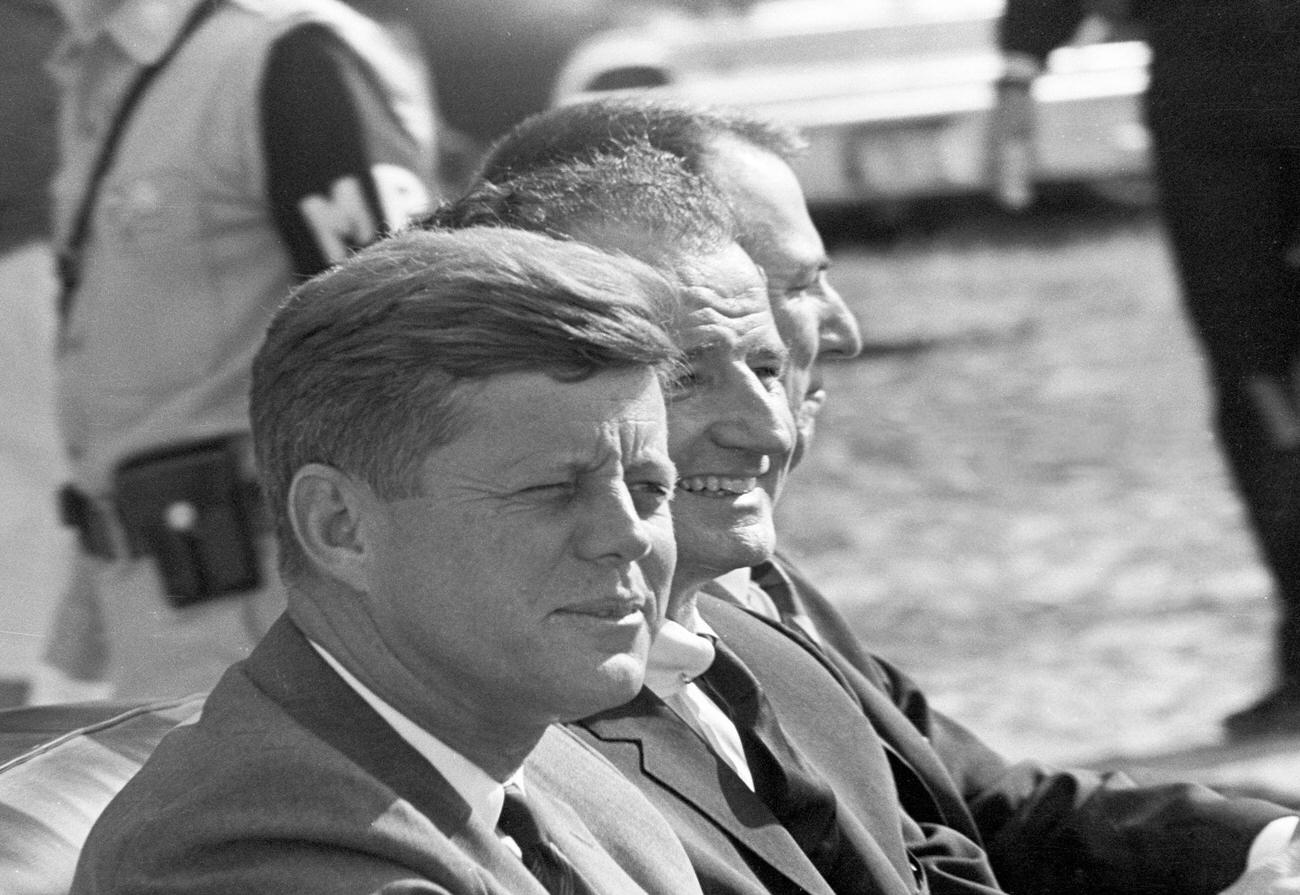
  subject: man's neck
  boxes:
[294,604,544,782]
[667,589,700,629]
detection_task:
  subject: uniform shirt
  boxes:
[48,0,434,492]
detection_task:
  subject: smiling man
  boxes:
[430,149,795,601]
[477,100,863,644]
[477,98,862,478]
[70,227,704,895]
[455,104,1300,895]
[432,147,994,894]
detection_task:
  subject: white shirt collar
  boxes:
[644,604,720,699]
[706,567,756,602]
[643,606,755,789]
[310,641,522,830]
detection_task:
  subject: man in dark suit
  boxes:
[454,102,1300,894]
[994,0,1300,739]
[70,226,704,895]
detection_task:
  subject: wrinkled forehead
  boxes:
[667,243,767,315]
[663,245,783,354]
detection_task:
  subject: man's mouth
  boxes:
[804,377,826,405]
[676,475,759,497]
[557,597,646,621]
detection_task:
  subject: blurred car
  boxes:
[350,0,698,190]
[549,0,1153,207]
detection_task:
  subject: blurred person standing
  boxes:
[41,0,436,700]
[994,0,1300,739]
[0,0,73,706]
[0,0,60,252]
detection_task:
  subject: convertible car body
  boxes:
[550,0,1152,206]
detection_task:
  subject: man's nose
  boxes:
[574,485,654,565]
[817,280,863,360]
[708,375,795,458]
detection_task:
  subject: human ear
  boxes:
[287,463,375,591]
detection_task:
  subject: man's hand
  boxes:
[987,57,1040,211]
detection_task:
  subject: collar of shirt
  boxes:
[700,567,765,606]
[50,0,209,76]
[703,563,825,647]
[310,640,522,832]
[645,611,716,700]
[644,607,755,790]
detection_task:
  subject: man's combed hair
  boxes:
[476,97,807,185]
[427,144,739,263]
[250,226,678,579]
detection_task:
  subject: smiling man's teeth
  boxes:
[676,475,758,496]
[569,601,639,620]
[590,604,635,619]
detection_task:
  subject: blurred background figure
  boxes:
[0,0,70,707]
[994,0,1300,738]
[344,0,658,191]
[38,0,436,701]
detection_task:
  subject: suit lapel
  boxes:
[769,556,983,839]
[525,783,623,895]
[582,688,839,895]
[244,616,549,895]
[858,678,981,833]
[700,598,927,895]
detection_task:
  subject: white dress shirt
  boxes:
[644,609,756,791]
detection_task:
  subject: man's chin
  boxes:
[674,524,777,588]
[563,653,647,719]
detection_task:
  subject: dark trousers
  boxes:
[1142,5,1300,681]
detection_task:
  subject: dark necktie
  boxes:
[709,596,1004,894]
[498,786,592,895]
[697,640,889,892]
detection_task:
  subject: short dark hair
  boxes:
[428,144,738,265]
[477,97,807,185]
[250,226,679,578]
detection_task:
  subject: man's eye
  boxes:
[752,364,784,386]
[629,480,674,505]
[664,367,702,396]
[786,270,828,298]
[520,482,574,500]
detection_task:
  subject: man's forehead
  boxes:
[453,373,670,472]
[673,299,786,361]
[700,138,825,281]
[667,244,766,304]
[457,369,662,431]
[500,412,673,475]
[673,268,778,341]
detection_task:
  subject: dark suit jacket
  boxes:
[764,555,1293,895]
[70,616,703,895]
[574,596,1002,895]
